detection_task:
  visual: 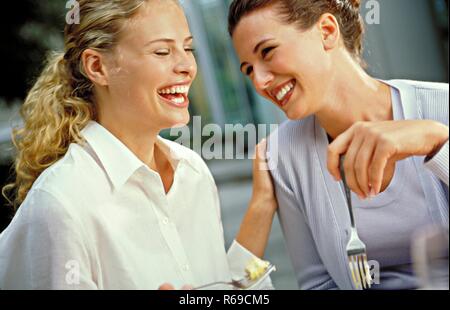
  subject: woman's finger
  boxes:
[328,126,355,181]
[369,143,391,195]
[158,283,175,290]
[354,136,376,197]
[343,134,366,199]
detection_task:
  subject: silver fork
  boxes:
[340,156,372,290]
[193,264,276,290]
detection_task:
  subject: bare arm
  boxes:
[236,139,278,258]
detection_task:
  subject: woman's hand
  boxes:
[250,139,278,211]
[236,139,278,258]
[327,120,449,198]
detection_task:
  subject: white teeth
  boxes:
[275,82,294,102]
[171,96,185,105]
[157,85,190,95]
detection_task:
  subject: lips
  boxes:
[269,79,296,107]
[157,83,190,108]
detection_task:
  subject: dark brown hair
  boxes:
[228,0,364,61]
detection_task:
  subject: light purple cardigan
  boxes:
[267,80,449,290]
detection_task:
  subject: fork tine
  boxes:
[352,255,360,289]
[357,255,367,289]
[350,256,361,289]
[353,255,363,289]
[348,258,358,289]
[357,257,364,290]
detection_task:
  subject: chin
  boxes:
[284,102,311,120]
[285,109,304,120]
[167,111,190,128]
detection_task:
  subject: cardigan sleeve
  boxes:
[267,128,339,290]
[424,140,449,186]
[270,165,339,290]
[413,82,449,187]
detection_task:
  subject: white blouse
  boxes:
[0,121,271,289]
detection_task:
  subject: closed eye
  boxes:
[261,46,275,59]
[155,49,170,56]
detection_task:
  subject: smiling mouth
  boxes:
[157,85,190,108]
[272,80,296,107]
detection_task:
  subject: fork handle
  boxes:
[340,156,356,228]
[193,281,234,290]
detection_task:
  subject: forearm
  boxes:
[236,196,277,258]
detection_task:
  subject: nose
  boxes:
[253,65,274,92]
[174,53,197,77]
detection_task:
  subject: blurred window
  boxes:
[431,0,449,76]
[182,0,255,127]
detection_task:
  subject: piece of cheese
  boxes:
[245,258,270,281]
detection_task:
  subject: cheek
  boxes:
[190,55,198,77]
[192,62,198,79]
[108,61,141,90]
[287,41,329,80]
[132,62,160,84]
[120,65,163,98]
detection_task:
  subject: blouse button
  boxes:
[183,264,190,271]
[162,218,169,225]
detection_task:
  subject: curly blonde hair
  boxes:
[2,0,155,209]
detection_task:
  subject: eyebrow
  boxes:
[240,38,274,72]
[144,36,194,47]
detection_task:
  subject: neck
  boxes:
[96,98,160,170]
[316,52,393,139]
[104,119,159,170]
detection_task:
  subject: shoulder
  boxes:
[8,186,81,238]
[267,117,315,162]
[32,144,81,191]
[394,79,449,92]
[30,142,111,206]
[389,79,449,124]
[390,79,449,104]
[266,117,316,190]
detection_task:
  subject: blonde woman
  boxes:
[0,0,277,289]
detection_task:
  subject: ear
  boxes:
[317,13,341,52]
[81,49,109,87]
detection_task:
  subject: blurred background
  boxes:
[0,0,448,289]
